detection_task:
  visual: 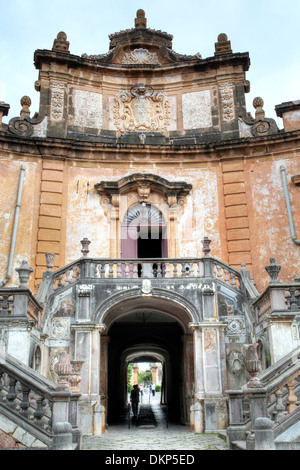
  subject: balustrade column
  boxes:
[6,376,17,409]
[286,378,298,413]
[20,385,31,419]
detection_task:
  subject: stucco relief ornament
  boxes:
[227,350,245,376]
[50,81,66,121]
[114,83,170,133]
[141,279,152,295]
[219,83,235,122]
[50,318,70,340]
[121,48,161,65]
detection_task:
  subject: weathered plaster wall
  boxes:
[246,158,300,291]
[0,159,38,288]
[64,165,223,264]
[0,151,298,294]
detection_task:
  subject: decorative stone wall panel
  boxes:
[74,90,103,129]
[182,90,212,129]
[114,84,169,133]
[50,318,70,340]
[219,83,235,122]
[50,82,66,121]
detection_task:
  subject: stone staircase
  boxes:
[227,346,300,450]
[0,349,81,450]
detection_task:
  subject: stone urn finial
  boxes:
[265,258,281,284]
[244,343,263,388]
[80,237,91,257]
[135,9,147,28]
[52,31,70,53]
[253,97,265,120]
[45,253,55,271]
[20,96,31,117]
[201,237,211,256]
[214,33,232,55]
[15,260,34,288]
[54,351,72,391]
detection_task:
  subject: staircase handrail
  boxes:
[243,346,300,392]
[0,349,57,397]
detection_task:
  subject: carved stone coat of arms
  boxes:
[114,83,169,132]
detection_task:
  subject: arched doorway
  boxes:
[121,203,168,277]
[107,311,183,424]
[96,292,196,427]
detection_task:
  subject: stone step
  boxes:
[232,440,246,450]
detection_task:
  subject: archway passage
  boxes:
[127,358,164,427]
[106,310,188,426]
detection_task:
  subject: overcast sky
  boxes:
[0,0,299,126]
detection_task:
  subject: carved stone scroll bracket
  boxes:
[238,96,279,138]
[8,113,46,138]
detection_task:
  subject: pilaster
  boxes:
[222,161,252,272]
[189,321,228,431]
[35,161,67,287]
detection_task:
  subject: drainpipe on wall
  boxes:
[280,165,300,245]
[0,164,26,287]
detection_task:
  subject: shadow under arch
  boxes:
[93,286,200,334]
[98,289,197,425]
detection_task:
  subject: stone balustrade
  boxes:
[0,370,53,431]
[0,293,14,316]
[226,346,300,449]
[0,288,43,325]
[284,285,300,310]
[50,256,243,291]
[253,282,300,320]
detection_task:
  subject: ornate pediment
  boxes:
[81,10,201,67]
[114,83,169,133]
[95,173,192,207]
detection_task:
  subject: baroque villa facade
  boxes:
[0,10,299,449]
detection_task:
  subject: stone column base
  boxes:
[78,396,105,436]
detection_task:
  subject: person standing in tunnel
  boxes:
[130,384,140,418]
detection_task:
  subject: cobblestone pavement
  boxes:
[82,396,228,451]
